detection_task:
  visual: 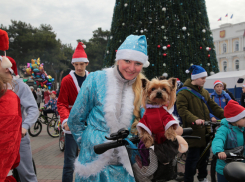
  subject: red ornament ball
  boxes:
[163,53,167,57]
[209,48,211,51]
[200,47,202,50]
[208,54,210,58]
[115,50,117,52]
[167,44,171,48]
[157,45,161,48]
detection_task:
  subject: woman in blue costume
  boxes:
[68,35,150,182]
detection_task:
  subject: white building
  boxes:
[212,22,245,72]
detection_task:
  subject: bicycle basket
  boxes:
[125,139,158,182]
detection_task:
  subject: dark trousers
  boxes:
[37,103,40,109]
[43,109,55,117]
[62,134,78,182]
[217,173,228,182]
[184,147,210,182]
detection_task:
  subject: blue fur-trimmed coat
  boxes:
[68,68,143,182]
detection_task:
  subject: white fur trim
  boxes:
[191,71,207,80]
[115,49,148,64]
[69,70,89,93]
[74,68,135,178]
[163,105,174,114]
[226,110,245,123]
[136,122,152,135]
[62,118,71,134]
[8,68,14,74]
[165,120,179,131]
[72,57,89,63]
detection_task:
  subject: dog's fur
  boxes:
[140,77,177,148]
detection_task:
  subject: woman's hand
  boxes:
[218,152,227,160]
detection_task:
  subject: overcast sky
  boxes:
[1,0,244,48]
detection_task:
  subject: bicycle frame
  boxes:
[39,110,58,124]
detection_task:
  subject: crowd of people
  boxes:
[1,30,245,182]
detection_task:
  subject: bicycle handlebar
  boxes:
[192,121,221,126]
[94,136,139,155]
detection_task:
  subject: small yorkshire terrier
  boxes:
[137,77,178,148]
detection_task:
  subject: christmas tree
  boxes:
[103,0,219,80]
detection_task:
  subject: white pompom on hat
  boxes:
[224,100,245,123]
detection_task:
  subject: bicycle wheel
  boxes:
[28,120,42,137]
[210,155,217,182]
[59,126,65,151]
[47,119,59,138]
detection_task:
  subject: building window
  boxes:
[223,61,227,72]
[235,41,239,51]
[235,60,239,71]
[223,43,227,53]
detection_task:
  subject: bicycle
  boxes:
[28,109,59,138]
[58,120,65,151]
[94,127,196,182]
[175,121,221,182]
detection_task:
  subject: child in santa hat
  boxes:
[209,80,231,122]
[212,100,245,182]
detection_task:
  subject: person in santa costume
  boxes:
[0,29,22,182]
[68,35,149,182]
[212,100,245,182]
[0,55,39,181]
[57,42,89,182]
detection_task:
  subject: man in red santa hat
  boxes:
[0,29,39,182]
[57,42,89,182]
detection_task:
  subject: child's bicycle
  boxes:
[175,121,221,182]
[58,120,65,151]
[28,109,59,138]
[94,127,196,182]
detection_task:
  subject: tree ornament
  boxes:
[162,7,166,12]
[209,48,211,51]
[157,45,161,48]
[163,63,166,67]
[203,38,206,40]
[140,30,144,33]
[208,54,210,58]
[106,51,109,54]
[182,27,187,31]
[162,72,168,77]
[207,63,210,66]
[167,44,171,48]
[124,3,128,7]
[200,47,202,50]
[161,26,165,29]
[136,30,138,32]
[202,29,206,33]
[122,23,125,26]
[162,46,167,50]
[206,47,210,51]
[115,50,117,52]
[185,70,190,73]
[210,71,215,75]
[164,36,167,39]
[163,53,167,57]
[190,63,193,66]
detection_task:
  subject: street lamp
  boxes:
[10,37,14,43]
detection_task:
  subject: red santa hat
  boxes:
[176,78,180,83]
[72,42,89,63]
[6,56,19,78]
[224,100,245,123]
[51,91,57,95]
[214,80,223,88]
[0,29,13,69]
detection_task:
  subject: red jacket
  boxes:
[137,106,179,144]
[0,90,22,181]
[57,70,89,128]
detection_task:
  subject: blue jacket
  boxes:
[209,91,231,120]
[212,119,245,175]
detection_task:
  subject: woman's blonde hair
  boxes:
[0,73,12,98]
[130,72,145,135]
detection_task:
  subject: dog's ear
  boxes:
[168,77,177,90]
[158,76,166,80]
[141,78,148,90]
